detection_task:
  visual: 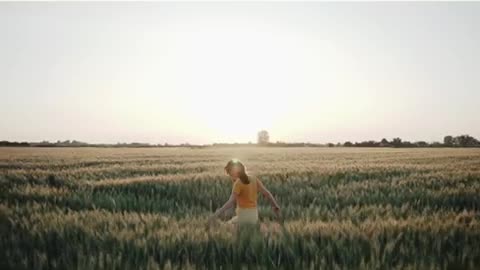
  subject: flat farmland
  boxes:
[1,147,479,269]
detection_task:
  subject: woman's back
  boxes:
[232,174,258,209]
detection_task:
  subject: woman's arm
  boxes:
[212,192,237,218]
[257,178,281,213]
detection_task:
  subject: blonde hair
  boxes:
[224,159,250,184]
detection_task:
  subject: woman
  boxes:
[209,159,281,227]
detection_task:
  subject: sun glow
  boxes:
[158,16,355,143]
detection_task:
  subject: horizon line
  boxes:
[1,133,479,147]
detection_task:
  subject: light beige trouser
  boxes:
[227,207,258,225]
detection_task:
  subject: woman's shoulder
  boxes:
[247,173,259,182]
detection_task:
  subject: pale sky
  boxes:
[1,2,479,145]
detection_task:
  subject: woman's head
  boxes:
[224,159,250,184]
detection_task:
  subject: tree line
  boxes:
[0,140,203,148]
[339,134,480,148]
[1,134,479,148]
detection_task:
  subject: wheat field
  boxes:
[1,147,479,269]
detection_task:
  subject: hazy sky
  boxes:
[1,2,479,144]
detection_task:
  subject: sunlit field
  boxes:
[1,147,480,269]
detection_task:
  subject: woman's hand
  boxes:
[207,213,219,227]
[272,205,281,220]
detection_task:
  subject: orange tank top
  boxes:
[232,174,259,209]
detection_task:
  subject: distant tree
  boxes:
[431,141,443,147]
[379,138,391,147]
[402,141,415,147]
[443,135,454,146]
[327,143,335,147]
[371,140,380,147]
[344,141,353,147]
[0,141,30,147]
[257,130,270,145]
[453,135,479,147]
[415,141,428,147]
[354,140,380,147]
[391,138,402,147]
